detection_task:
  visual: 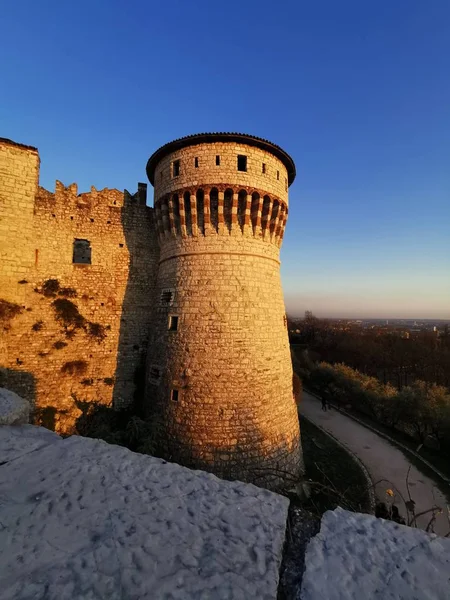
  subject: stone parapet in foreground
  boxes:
[0,426,288,599]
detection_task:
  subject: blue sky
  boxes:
[2,0,449,318]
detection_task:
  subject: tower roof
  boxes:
[146,132,296,186]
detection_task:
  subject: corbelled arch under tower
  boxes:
[145,133,303,490]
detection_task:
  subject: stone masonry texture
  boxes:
[0,132,303,489]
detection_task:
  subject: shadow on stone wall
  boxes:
[0,367,36,408]
[110,189,159,411]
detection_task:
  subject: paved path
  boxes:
[300,391,449,536]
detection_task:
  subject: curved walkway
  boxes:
[300,391,449,536]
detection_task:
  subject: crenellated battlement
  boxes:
[34,181,150,221]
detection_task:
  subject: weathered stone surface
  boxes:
[0,428,289,599]
[0,424,60,463]
[0,388,30,425]
[301,507,450,600]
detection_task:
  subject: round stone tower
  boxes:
[145,133,303,490]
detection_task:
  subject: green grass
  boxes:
[299,415,372,516]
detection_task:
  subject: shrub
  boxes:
[31,320,44,332]
[58,287,77,298]
[61,360,88,375]
[0,299,22,323]
[41,279,60,297]
[52,298,85,330]
[87,322,106,342]
[53,340,68,350]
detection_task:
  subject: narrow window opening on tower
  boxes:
[216,155,220,166]
[160,288,175,305]
[251,192,260,233]
[262,163,266,174]
[285,177,288,191]
[196,189,205,234]
[184,191,192,235]
[168,315,179,331]
[149,366,162,385]
[194,157,199,168]
[237,155,247,172]
[277,170,280,180]
[237,190,247,231]
[160,171,163,181]
[172,160,180,178]
[210,187,219,231]
[224,188,233,232]
[73,239,91,264]
[172,194,181,234]
[171,389,179,402]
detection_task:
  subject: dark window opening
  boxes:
[210,187,219,231]
[168,315,179,331]
[172,160,180,178]
[277,170,280,180]
[171,389,179,402]
[160,171,163,180]
[194,157,199,168]
[119,243,124,248]
[262,163,266,174]
[216,155,220,166]
[90,218,94,223]
[237,190,247,231]
[224,188,233,232]
[73,239,91,264]
[196,189,205,234]
[160,289,174,305]
[285,177,288,191]
[237,155,247,172]
[172,194,181,234]
[184,191,192,235]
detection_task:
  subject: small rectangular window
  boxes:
[262,163,266,174]
[168,315,179,331]
[172,160,180,178]
[73,239,91,265]
[216,155,220,166]
[237,155,247,172]
[277,170,280,180]
[160,288,175,305]
[149,366,162,385]
[171,389,179,402]
[194,157,199,168]
[285,177,288,191]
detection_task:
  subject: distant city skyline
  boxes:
[2,0,449,319]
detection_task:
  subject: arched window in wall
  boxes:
[270,200,280,237]
[224,188,233,232]
[251,192,260,233]
[262,195,271,234]
[237,190,247,231]
[196,189,205,234]
[210,187,219,232]
[172,194,180,234]
[184,191,192,235]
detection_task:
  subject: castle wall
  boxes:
[0,140,159,432]
[0,139,39,305]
